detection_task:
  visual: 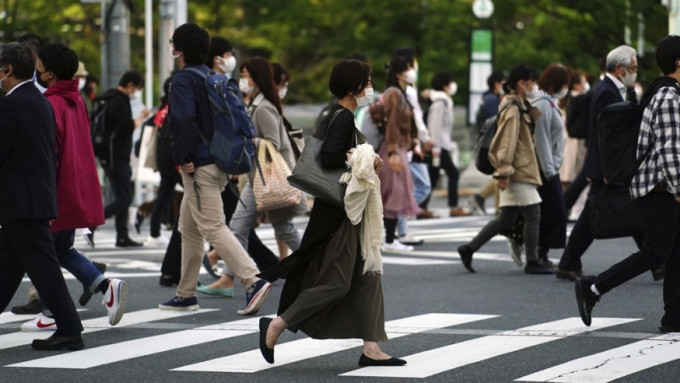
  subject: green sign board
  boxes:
[471,29,493,62]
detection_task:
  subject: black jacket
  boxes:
[0,82,58,225]
[258,105,360,314]
[585,76,633,182]
[94,89,134,163]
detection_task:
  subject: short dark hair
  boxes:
[656,35,680,75]
[487,71,506,91]
[204,37,232,67]
[431,72,453,91]
[0,42,36,81]
[504,64,539,94]
[346,52,368,63]
[118,70,144,88]
[17,33,43,58]
[392,47,417,66]
[329,59,371,100]
[272,63,289,86]
[39,43,79,81]
[172,23,210,65]
[537,63,570,94]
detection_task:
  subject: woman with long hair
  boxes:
[228,56,307,262]
[378,55,422,252]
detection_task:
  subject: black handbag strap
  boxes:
[324,108,358,150]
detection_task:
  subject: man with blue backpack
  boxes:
[159,23,271,315]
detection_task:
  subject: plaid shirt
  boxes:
[630,85,680,199]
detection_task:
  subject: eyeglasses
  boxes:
[627,65,638,73]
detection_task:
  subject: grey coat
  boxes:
[249,94,308,222]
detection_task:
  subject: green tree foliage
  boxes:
[0,0,669,104]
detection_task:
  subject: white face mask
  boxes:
[130,89,142,100]
[278,85,288,100]
[239,77,254,94]
[216,55,237,74]
[447,82,458,96]
[583,81,591,93]
[553,87,568,100]
[169,44,181,65]
[355,86,374,107]
[621,68,637,88]
[523,83,538,99]
[404,69,417,85]
[78,77,86,90]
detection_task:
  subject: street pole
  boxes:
[666,0,680,35]
[144,0,153,110]
[158,0,174,87]
[103,0,130,90]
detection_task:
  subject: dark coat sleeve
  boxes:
[320,108,354,169]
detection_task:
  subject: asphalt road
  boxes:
[0,197,677,383]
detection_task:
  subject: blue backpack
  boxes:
[184,67,256,175]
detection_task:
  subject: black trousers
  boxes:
[563,166,588,210]
[103,159,133,239]
[594,191,680,326]
[0,219,83,336]
[558,184,644,271]
[538,174,567,249]
[422,149,461,208]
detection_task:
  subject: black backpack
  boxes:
[565,90,592,139]
[90,100,114,166]
[474,101,521,175]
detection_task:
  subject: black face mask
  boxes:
[35,70,48,89]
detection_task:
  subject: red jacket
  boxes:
[45,79,105,232]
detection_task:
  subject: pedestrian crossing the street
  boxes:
[2,309,678,381]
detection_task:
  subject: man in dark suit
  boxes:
[556,45,640,281]
[0,42,84,350]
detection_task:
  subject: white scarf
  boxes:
[341,143,384,274]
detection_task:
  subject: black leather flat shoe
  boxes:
[259,317,274,364]
[32,333,84,350]
[358,353,407,367]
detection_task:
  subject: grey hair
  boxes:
[606,45,637,73]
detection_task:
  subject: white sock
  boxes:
[590,284,601,296]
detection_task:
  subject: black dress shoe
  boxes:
[259,317,274,364]
[358,353,407,367]
[457,245,476,273]
[11,299,42,315]
[659,323,680,333]
[32,333,84,350]
[575,278,600,326]
[159,274,180,287]
[556,268,589,281]
[115,237,143,248]
[524,261,555,275]
[79,262,107,306]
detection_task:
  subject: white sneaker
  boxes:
[103,278,127,326]
[20,313,56,332]
[146,234,170,248]
[398,234,424,246]
[381,240,414,253]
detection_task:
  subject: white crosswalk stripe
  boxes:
[340,317,640,379]
[173,313,497,373]
[0,309,215,351]
[516,333,680,383]
[4,311,679,382]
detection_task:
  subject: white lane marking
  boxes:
[341,317,641,378]
[381,256,455,265]
[0,309,215,351]
[8,316,261,369]
[173,313,498,373]
[516,333,680,382]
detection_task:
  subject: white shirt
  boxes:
[5,80,32,96]
[605,73,628,101]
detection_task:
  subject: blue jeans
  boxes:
[398,162,431,236]
[53,230,106,293]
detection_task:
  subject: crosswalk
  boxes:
[2,309,678,381]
